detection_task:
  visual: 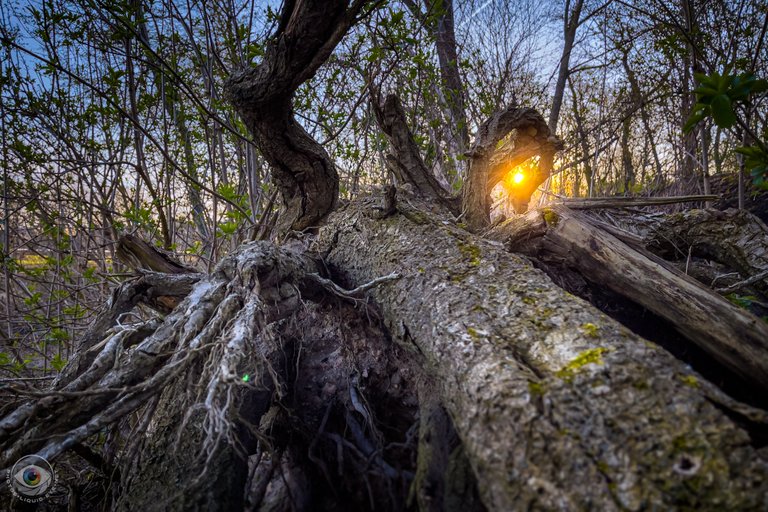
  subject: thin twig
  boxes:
[716,269,768,294]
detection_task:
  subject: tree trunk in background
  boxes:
[548,0,584,135]
[621,114,635,192]
[405,0,469,183]
[426,0,469,166]
[125,27,173,249]
[567,77,592,197]
[679,0,701,182]
[621,50,663,179]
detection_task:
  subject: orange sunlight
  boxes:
[503,167,526,190]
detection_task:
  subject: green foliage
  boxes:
[734,146,768,189]
[685,71,768,187]
[47,328,70,343]
[0,353,33,375]
[124,204,157,230]
[51,354,67,372]
[215,184,252,239]
[725,293,757,309]
[684,72,767,132]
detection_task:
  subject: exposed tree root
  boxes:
[3,203,768,511]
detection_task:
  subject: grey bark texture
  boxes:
[4,1,768,509]
[645,208,768,295]
[315,197,768,511]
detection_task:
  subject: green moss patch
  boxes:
[556,347,609,381]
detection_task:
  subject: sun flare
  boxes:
[503,167,526,189]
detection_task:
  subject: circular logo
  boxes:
[7,455,55,502]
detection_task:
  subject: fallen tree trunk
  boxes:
[490,205,768,391]
[3,199,768,510]
[316,196,768,510]
[561,195,719,209]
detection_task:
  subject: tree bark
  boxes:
[548,0,584,134]
[3,202,768,510]
[426,0,468,156]
[225,0,371,231]
[491,205,768,390]
[315,198,768,510]
[644,208,768,295]
[371,93,458,211]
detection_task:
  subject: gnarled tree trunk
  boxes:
[5,195,768,510]
[3,2,768,511]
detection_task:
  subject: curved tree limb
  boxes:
[462,104,561,229]
[371,92,459,212]
[226,0,380,232]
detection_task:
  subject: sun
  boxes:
[503,167,526,190]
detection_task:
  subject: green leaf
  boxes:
[734,146,763,158]
[752,79,768,94]
[710,95,736,128]
[693,72,710,84]
[693,85,718,98]
[51,354,67,372]
[683,109,708,133]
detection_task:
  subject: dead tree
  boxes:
[2,1,768,511]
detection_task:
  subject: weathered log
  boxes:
[709,172,768,223]
[561,195,719,209]
[317,198,768,510]
[116,234,197,274]
[583,207,768,298]
[643,208,768,295]
[491,205,768,390]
